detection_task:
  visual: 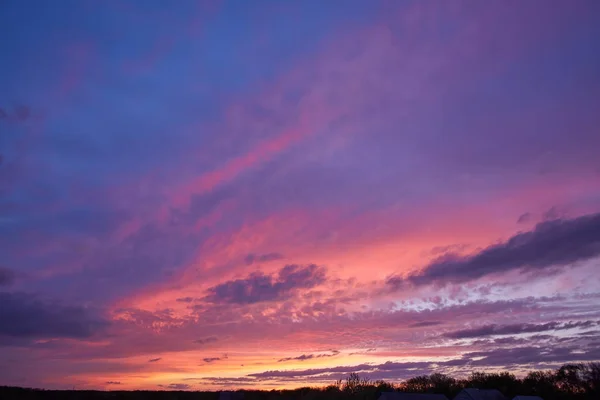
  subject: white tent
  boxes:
[378,392,449,400]
[453,389,506,400]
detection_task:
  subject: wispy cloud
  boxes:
[278,350,339,362]
[444,321,598,339]
[193,336,219,345]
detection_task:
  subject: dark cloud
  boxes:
[167,383,191,390]
[444,321,598,339]
[204,264,326,304]
[244,252,284,265]
[193,336,218,345]
[0,292,107,339]
[467,344,600,367]
[249,359,463,381]
[388,213,600,287]
[203,357,221,363]
[201,377,258,385]
[176,297,195,303]
[517,212,532,224]
[0,266,15,286]
[278,350,339,362]
[410,320,443,328]
[249,363,373,379]
[105,381,121,385]
[148,357,162,362]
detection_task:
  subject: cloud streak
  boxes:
[389,213,600,288]
[278,350,339,363]
[444,321,598,339]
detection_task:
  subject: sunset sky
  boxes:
[1,0,600,391]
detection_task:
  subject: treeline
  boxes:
[1,363,599,400]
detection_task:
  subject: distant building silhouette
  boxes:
[378,392,449,400]
[453,389,506,400]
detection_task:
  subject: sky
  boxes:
[1,0,600,392]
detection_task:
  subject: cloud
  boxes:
[278,350,339,362]
[148,357,162,362]
[444,320,598,339]
[167,383,191,390]
[410,321,443,328]
[248,359,465,381]
[203,357,221,363]
[200,377,258,386]
[245,252,284,265]
[0,292,107,339]
[389,213,600,287]
[204,264,326,304]
[105,381,121,385]
[176,297,195,303]
[0,267,15,286]
[244,338,600,382]
[543,206,567,221]
[249,363,374,379]
[467,344,600,367]
[517,212,532,224]
[193,336,218,345]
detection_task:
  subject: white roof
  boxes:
[379,392,449,400]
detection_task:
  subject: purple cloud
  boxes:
[166,383,191,390]
[204,264,326,304]
[444,321,598,339]
[245,252,285,265]
[410,321,443,328]
[0,292,107,339]
[517,212,532,224]
[389,213,600,287]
